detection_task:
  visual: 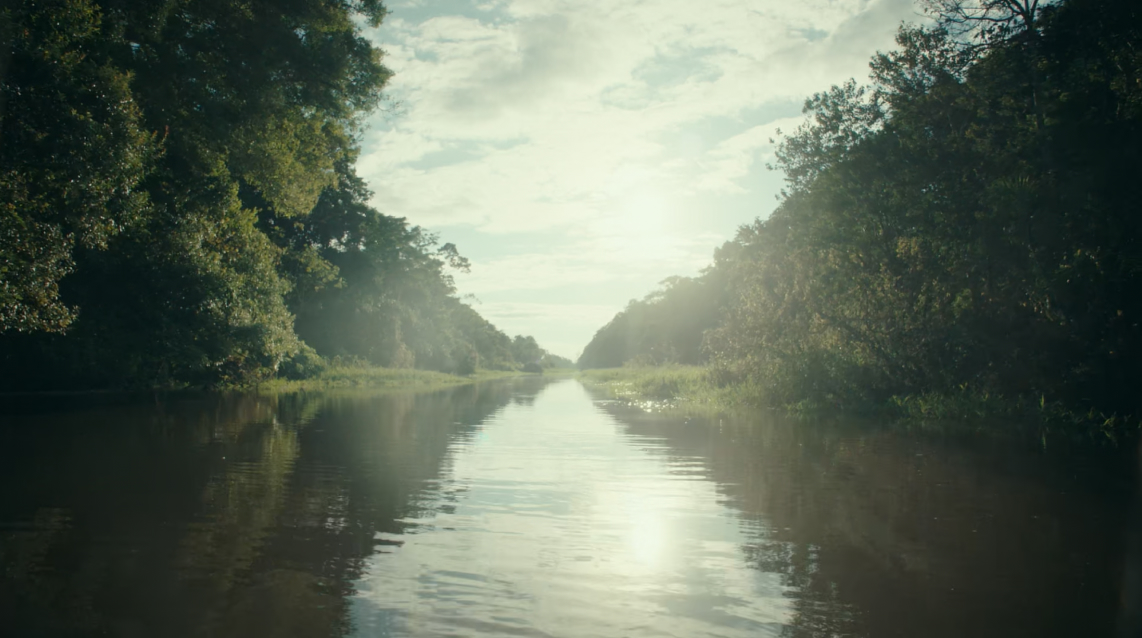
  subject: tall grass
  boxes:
[579,367,1136,435]
[258,366,522,393]
[578,365,750,411]
[888,386,1135,435]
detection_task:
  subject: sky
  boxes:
[357,0,922,360]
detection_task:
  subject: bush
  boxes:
[278,343,328,380]
[455,345,479,376]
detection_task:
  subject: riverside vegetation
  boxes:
[0,0,571,391]
[579,0,1142,429]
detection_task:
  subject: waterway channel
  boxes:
[1,377,1138,637]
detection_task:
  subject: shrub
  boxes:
[278,343,328,380]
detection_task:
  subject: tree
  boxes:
[924,0,1045,45]
[589,0,1142,417]
[0,0,393,388]
[578,274,727,369]
[511,335,545,367]
[0,0,155,333]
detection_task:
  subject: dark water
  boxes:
[1,378,1138,637]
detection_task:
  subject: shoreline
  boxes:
[577,366,1137,437]
[0,368,580,411]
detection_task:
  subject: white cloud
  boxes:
[461,300,617,358]
[685,115,802,194]
[458,231,721,296]
[359,0,921,355]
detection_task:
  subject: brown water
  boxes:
[1,378,1138,637]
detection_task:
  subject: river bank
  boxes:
[259,366,529,394]
[578,366,1137,435]
[576,366,740,413]
[0,367,579,415]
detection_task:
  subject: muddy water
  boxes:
[1,378,1137,637]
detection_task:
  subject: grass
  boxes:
[576,366,1136,438]
[257,366,525,394]
[886,386,1136,438]
[577,365,750,413]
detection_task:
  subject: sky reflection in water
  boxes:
[350,380,790,637]
[0,377,1134,637]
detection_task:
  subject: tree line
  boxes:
[580,0,1141,418]
[0,0,557,390]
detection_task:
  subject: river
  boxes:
[1,377,1138,637]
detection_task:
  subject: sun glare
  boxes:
[628,508,669,566]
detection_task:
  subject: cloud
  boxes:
[460,300,622,358]
[452,228,726,358]
[362,0,914,227]
[359,0,921,354]
[458,231,721,296]
[685,115,803,194]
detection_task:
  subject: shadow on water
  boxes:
[3,377,1139,637]
[593,394,1139,638]
[0,376,557,638]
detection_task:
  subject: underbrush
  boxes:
[578,365,749,411]
[886,387,1135,438]
[579,367,1136,436]
[259,365,521,393]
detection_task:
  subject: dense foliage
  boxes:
[578,275,726,369]
[581,0,1142,418]
[0,0,552,389]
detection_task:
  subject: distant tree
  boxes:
[540,353,574,368]
[578,274,726,369]
[511,335,545,366]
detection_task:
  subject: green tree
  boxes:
[0,0,393,388]
[578,274,727,369]
[511,335,545,367]
[588,0,1142,418]
[707,0,1142,413]
[0,0,154,333]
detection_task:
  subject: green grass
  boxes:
[577,366,1136,437]
[258,366,523,394]
[577,365,749,412]
[886,386,1136,436]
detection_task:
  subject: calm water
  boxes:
[1,378,1139,637]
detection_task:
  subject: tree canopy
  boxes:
[580,0,1142,418]
[0,0,557,389]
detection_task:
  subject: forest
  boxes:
[580,0,1142,421]
[0,0,563,390]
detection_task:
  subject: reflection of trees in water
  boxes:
[222,376,556,637]
[741,540,862,638]
[598,399,1133,638]
[507,380,550,407]
[0,377,559,637]
[0,392,292,636]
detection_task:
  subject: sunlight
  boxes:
[9,0,1137,634]
[618,190,672,235]
[591,168,681,263]
[627,505,669,566]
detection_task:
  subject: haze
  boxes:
[357,0,920,358]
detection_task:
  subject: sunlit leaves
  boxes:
[610,0,1142,416]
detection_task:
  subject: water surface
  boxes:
[1,378,1137,637]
